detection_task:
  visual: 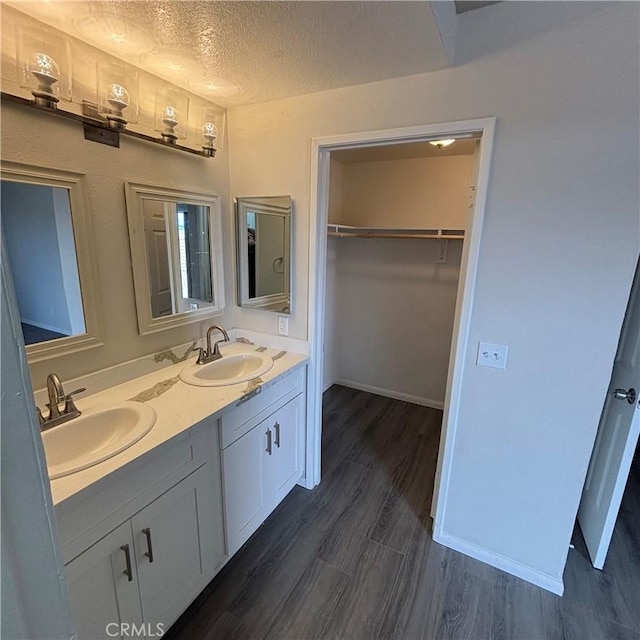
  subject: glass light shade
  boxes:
[155,87,189,143]
[97,61,139,129]
[18,26,72,106]
[429,139,456,148]
[192,105,225,155]
[201,121,218,156]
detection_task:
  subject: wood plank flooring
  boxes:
[165,385,640,640]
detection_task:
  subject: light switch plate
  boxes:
[477,342,508,370]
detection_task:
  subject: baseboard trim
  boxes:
[322,379,334,393]
[334,378,444,410]
[433,524,564,596]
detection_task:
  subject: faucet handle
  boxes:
[36,406,45,425]
[63,388,86,415]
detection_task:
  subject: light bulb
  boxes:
[106,83,129,113]
[161,105,179,143]
[28,53,59,94]
[201,121,218,157]
[202,122,217,144]
[162,105,178,126]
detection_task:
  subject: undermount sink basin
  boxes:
[180,352,274,387]
[43,401,156,479]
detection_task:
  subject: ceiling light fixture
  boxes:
[429,139,456,149]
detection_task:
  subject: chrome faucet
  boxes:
[39,373,86,431]
[196,325,230,365]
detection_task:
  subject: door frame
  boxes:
[305,117,496,530]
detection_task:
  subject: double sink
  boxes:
[42,344,274,479]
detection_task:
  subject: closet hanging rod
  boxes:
[327,224,465,240]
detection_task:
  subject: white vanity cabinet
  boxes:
[56,359,307,639]
[221,367,306,555]
[60,419,226,640]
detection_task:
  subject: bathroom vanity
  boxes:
[49,344,307,640]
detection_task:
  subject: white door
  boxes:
[222,425,266,555]
[264,394,305,512]
[65,522,143,640]
[578,259,640,569]
[143,201,173,318]
[132,468,217,632]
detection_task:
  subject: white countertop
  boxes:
[48,342,308,506]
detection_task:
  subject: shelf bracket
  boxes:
[438,238,449,264]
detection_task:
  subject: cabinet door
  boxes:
[222,424,266,555]
[265,393,305,512]
[66,522,143,640]
[132,466,219,633]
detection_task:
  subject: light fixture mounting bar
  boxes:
[1,92,213,159]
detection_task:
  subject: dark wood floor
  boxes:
[166,386,640,640]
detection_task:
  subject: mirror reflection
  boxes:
[1,180,85,345]
[141,199,214,318]
[125,182,224,336]
[236,196,291,314]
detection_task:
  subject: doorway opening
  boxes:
[305,118,496,539]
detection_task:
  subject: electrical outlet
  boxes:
[477,342,508,370]
[278,316,289,336]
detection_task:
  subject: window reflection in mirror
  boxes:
[236,196,291,314]
[1,181,85,345]
[141,199,214,319]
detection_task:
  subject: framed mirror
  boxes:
[1,161,102,362]
[235,196,291,314]
[125,182,225,335]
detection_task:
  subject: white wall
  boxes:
[228,1,640,585]
[2,182,74,335]
[334,238,461,407]
[340,154,474,229]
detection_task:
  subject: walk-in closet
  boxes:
[323,137,479,410]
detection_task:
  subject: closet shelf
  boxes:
[327,223,465,240]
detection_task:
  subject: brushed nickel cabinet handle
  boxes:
[266,429,273,455]
[274,422,281,448]
[142,527,154,563]
[121,544,133,582]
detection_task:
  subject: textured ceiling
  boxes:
[332,138,479,164]
[10,1,455,108]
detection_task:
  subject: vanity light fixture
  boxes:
[28,53,60,107]
[18,26,72,108]
[97,61,139,130]
[156,87,189,145]
[4,50,216,158]
[161,105,179,143]
[104,83,130,129]
[429,139,456,149]
[202,121,218,157]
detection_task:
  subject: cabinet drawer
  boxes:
[220,365,305,449]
